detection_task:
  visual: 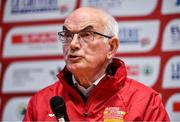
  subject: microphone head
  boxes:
[50,96,67,118]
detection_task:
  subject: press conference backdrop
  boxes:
[0,0,179,121]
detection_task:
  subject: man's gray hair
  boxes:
[104,14,119,37]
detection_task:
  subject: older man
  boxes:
[23,7,169,121]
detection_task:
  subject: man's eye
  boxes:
[80,32,92,38]
[64,33,73,38]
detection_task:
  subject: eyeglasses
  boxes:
[58,31,112,44]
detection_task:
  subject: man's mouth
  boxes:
[68,55,81,61]
[69,55,78,58]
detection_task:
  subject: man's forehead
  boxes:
[63,25,94,32]
[63,8,105,31]
[63,17,102,31]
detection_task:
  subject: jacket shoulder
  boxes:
[36,80,62,96]
[23,80,63,121]
[128,78,158,95]
[122,78,169,121]
[29,80,63,107]
[123,78,160,103]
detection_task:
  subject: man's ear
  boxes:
[107,37,119,59]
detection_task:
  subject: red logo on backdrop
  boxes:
[12,32,57,44]
[141,37,150,46]
[126,65,140,76]
[59,4,68,13]
[173,102,180,112]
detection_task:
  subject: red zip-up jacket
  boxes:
[23,58,169,121]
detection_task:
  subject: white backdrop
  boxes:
[0,0,180,121]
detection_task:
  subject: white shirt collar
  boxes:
[72,74,106,97]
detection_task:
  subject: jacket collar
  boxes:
[57,58,127,98]
[57,58,127,80]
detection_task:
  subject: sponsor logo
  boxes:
[171,25,180,43]
[162,0,180,14]
[12,32,57,44]
[2,97,30,121]
[171,63,180,80]
[83,0,122,10]
[117,20,159,53]
[121,56,160,87]
[162,19,180,51]
[176,0,180,5]
[16,102,27,120]
[126,65,139,76]
[142,64,154,76]
[2,60,65,93]
[11,0,59,14]
[166,94,180,121]
[3,24,63,57]
[81,0,157,16]
[126,64,154,81]
[162,56,180,89]
[103,107,126,122]
[3,0,76,22]
[119,28,150,46]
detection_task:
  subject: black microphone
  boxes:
[50,96,69,122]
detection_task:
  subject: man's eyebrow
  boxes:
[62,26,69,31]
[81,26,94,31]
[62,25,94,32]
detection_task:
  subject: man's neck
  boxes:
[73,73,106,91]
[71,59,111,88]
[73,70,106,89]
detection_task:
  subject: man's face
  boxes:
[62,9,110,75]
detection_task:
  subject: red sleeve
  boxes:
[143,93,170,121]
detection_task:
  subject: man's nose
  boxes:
[69,34,81,50]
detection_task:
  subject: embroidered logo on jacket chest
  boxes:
[103,107,126,122]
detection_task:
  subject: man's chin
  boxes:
[67,63,80,71]
[67,63,86,73]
